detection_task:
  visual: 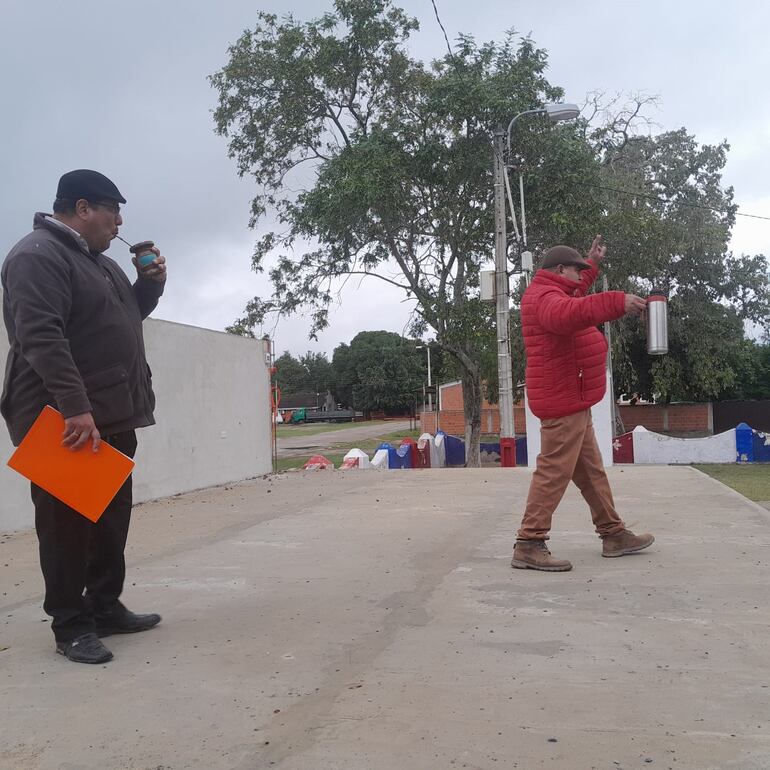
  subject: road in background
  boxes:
[277,419,412,457]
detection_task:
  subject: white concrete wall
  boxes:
[0,396,29,532]
[632,426,736,464]
[0,317,272,532]
[525,366,615,468]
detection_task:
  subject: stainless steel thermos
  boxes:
[646,290,668,355]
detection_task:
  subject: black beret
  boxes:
[56,169,126,204]
[540,245,591,271]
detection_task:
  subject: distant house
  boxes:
[277,390,336,414]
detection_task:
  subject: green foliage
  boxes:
[213,1,769,435]
[225,318,256,338]
[211,1,569,463]
[210,3,564,343]
[722,341,770,400]
[331,330,423,413]
[581,113,770,401]
[506,104,770,404]
[274,350,333,395]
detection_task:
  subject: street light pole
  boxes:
[493,103,581,442]
[494,125,515,439]
[416,344,434,412]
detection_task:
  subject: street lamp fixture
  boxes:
[544,102,581,123]
[506,102,581,156]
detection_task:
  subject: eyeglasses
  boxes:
[90,201,121,216]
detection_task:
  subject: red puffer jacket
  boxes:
[522,260,626,419]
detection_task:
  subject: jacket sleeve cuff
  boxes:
[57,391,92,418]
[133,279,164,319]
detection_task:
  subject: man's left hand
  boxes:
[133,246,167,284]
[587,234,607,263]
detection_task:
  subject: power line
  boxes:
[430,0,454,59]
[430,0,461,73]
[536,172,770,223]
[426,1,770,226]
[589,180,770,222]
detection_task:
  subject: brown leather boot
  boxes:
[511,540,573,572]
[602,529,655,558]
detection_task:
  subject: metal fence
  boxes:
[713,400,770,433]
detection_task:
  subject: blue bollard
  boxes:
[377,442,401,470]
[735,423,753,463]
[515,436,528,466]
[396,442,413,469]
[444,435,466,467]
[752,427,770,463]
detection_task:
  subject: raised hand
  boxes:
[587,234,607,263]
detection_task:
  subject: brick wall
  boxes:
[438,381,465,410]
[618,403,712,434]
[421,407,526,436]
[423,390,712,437]
[618,405,665,432]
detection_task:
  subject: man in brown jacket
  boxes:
[1,170,167,663]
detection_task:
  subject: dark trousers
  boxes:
[32,430,138,642]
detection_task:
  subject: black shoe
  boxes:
[56,632,113,664]
[95,605,161,637]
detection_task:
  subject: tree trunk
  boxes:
[461,365,483,467]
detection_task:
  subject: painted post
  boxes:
[735,423,754,463]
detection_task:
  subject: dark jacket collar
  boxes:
[33,212,92,257]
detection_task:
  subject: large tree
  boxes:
[274,350,333,396]
[501,96,770,404]
[211,0,592,464]
[719,340,770,401]
[212,1,769,462]
[273,351,307,395]
[332,330,423,414]
[582,103,769,402]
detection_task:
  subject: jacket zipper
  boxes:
[578,368,584,400]
[101,256,154,420]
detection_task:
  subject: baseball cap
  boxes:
[540,245,591,271]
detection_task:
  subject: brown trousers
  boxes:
[518,409,625,541]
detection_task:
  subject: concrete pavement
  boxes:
[1,466,769,769]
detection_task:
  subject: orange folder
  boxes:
[7,406,135,523]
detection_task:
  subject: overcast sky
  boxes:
[2,0,768,357]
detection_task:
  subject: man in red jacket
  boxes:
[512,236,654,572]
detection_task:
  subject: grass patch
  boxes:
[275,452,348,472]
[323,429,422,456]
[693,464,770,502]
[276,419,392,438]
[275,428,424,471]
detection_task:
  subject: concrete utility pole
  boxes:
[493,104,581,443]
[416,344,433,413]
[493,125,515,439]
